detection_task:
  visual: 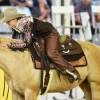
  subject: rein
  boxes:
[32,41,50,95]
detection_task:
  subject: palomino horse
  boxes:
[0,37,100,100]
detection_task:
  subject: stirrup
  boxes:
[65,69,80,83]
[66,70,78,80]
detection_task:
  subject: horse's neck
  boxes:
[0,38,22,73]
[0,46,35,77]
[0,46,18,76]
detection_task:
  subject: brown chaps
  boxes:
[45,32,75,71]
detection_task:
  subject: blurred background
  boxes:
[0,0,100,100]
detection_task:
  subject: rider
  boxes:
[2,7,80,83]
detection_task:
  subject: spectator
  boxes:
[94,13,100,23]
[92,0,100,23]
[25,0,33,13]
[72,0,82,5]
[16,0,32,16]
[0,10,4,19]
[75,0,92,24]
[10,0,18,6]
[0,0,11,6]
[46,0,52,9]
[92,0,100,5]
[32,0,51,20]
[45,0,52,19]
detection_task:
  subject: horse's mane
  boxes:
[0,37,23,49]
[0,37,31,62]
[0,37,22,43]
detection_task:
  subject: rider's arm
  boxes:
[33,18,58,37]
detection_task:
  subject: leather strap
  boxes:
[33,41,50,95]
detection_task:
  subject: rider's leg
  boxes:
[45,32,80,83]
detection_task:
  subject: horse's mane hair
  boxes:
[0,37,23,50]
[0,37,22,43]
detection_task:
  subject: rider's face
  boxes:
[7,19,18,28]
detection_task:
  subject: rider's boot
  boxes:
[59,64,81,83]
[65,69,81,83]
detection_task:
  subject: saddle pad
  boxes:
[34,55,87,69]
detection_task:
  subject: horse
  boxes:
[0,37,100,100]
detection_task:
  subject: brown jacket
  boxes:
[32,18,57,38]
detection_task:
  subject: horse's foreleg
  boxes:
[80,79,92,100]
[12,90,24,100]
[90,82,100,100]
[25,89,39,100]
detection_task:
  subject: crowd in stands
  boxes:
[0,0,100,23]
[0,0,51,20]
[0,0,98,20]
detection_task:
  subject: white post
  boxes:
[63,0,71,35]
[52,0,62,34]
[80,12,92,41]
[64,0,71,5]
